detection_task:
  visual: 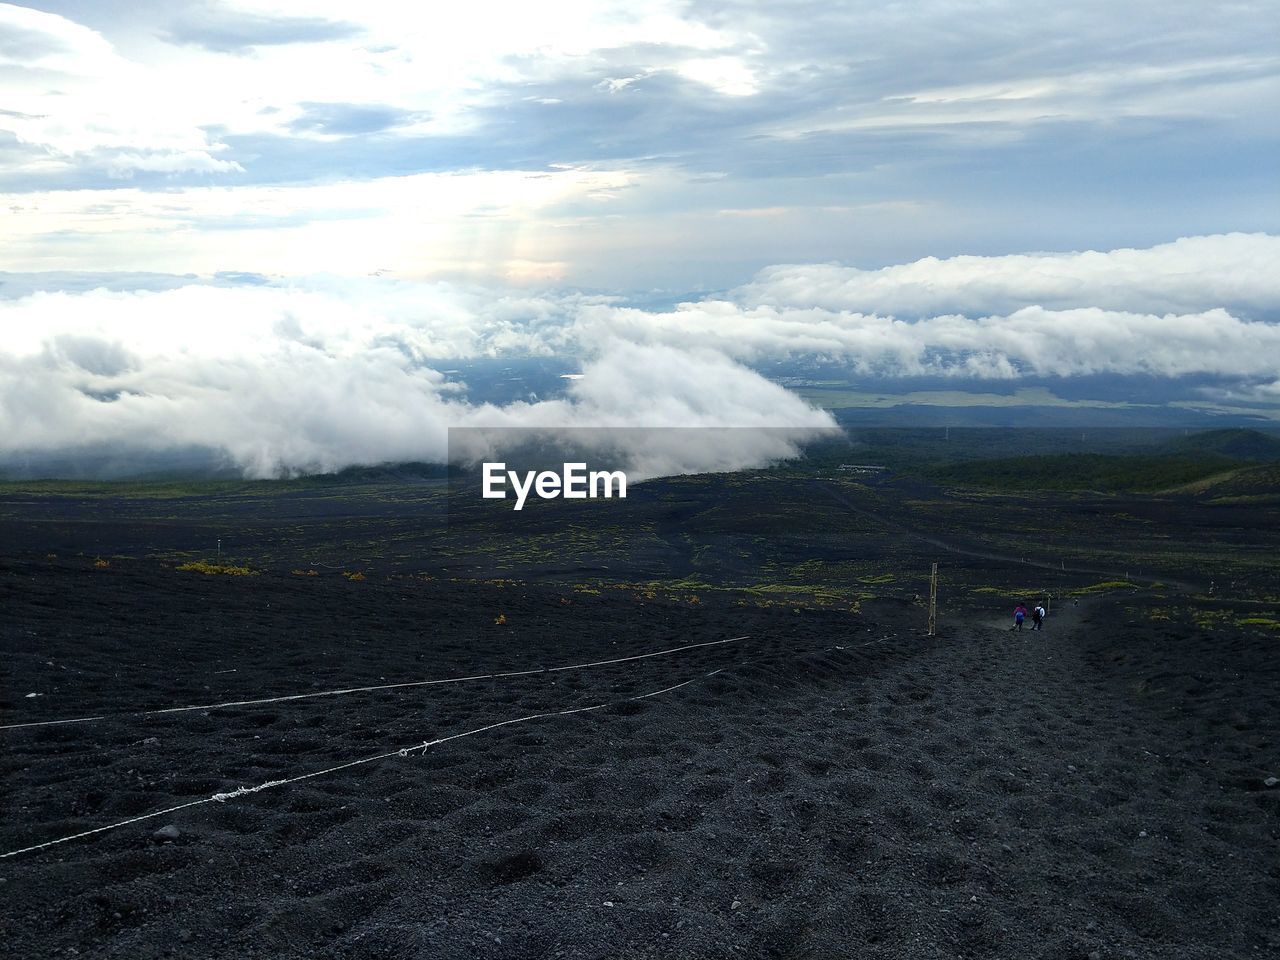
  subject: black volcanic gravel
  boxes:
[1,558,1277,959]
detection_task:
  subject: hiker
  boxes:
[1032,604,1046,630]
[1013,603,1027,630]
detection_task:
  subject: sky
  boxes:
[1,1,1278,475]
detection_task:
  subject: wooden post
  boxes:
[927,562,938,636]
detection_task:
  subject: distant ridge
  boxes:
[1161,428,1280,462]
[303,462,449,484]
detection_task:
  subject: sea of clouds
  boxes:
[2,233,1277,477]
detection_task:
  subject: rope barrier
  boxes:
[0,636,748,732]
[0,666,726,860]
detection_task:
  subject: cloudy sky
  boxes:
[2,1,1278,475]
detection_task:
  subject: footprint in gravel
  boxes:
[95,847,198,885]
[105,790,162,816]
[803,757,834,777]
[921,849,968,885]
[688,779,731,803]
[825,831,869,866]
[474,849,543,886]
[205,804,269,835]
[923,740,953,759]
[926,783,967,811]
[1097,892,1176,941]
[885,802,928,840]
[832,775,877,806]
[499,780,548,803]
[299,859,393,897]
[858,749,891,771]
[749,766,789,795]
[448,800,526,834]
[399,784,474,819]
[372,815,429,845]
[285,788,343,814]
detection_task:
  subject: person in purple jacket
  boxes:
[1013,603,1028,630]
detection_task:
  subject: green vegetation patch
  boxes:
[1235,617,1280,629]
[1071,580,1140,595]
[176,561,259,576]
[927,454,1243,493]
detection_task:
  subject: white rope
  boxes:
[0,667,725,860]
[0,636,748,732]
[1,715,107,730]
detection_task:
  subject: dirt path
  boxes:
[845,603,1272,959]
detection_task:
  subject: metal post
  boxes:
[927,562,938,637]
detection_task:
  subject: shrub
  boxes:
[1236,617,1280,629]
[176,560,258,576]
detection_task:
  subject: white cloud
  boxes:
[570,300,1280,379]
[734,234,1280,318]
[0,3,245,175]
[0,0,748,177]
[676,56,759,96]
[2,233,1278,476]
[0,167,641,278]
[0,282,833,477]
[0,2,118,73]
[2,3,1275,291]
[103,151,245,178]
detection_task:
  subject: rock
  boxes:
[1138,830,1147,838]
[731,900,742,910]
[1264,776,1278,788]
[153,825,181,843]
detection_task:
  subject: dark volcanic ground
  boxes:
[1,558,1278,959]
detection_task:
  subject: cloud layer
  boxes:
[0,284,835,477]
[735,234,1280,319]
[1,234,1276,476]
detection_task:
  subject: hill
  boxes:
[1161,428,1280,462]
[1168,462,1280,501]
